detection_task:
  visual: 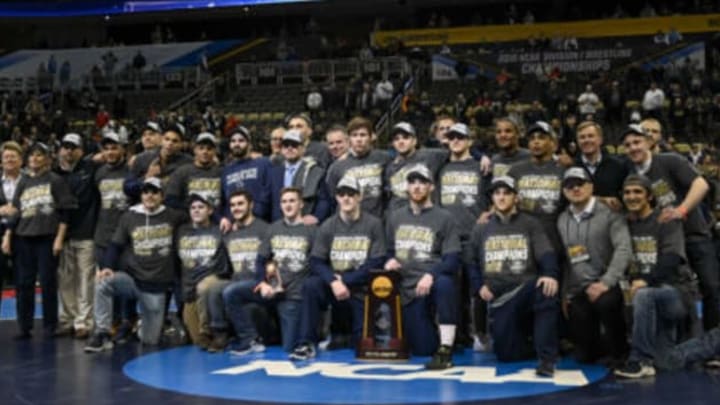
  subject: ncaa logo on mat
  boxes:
[124,347,607,403]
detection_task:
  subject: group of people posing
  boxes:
[2,111,720,380]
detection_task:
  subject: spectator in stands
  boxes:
[373,75,395,112]
[643,82,666,121]
[101,51,118,78]
[132,50,146,72]
[668,28,683,45]
[654,30,670,46]
[640,2,658,17]
[59,60,71,90]
[523,10,535,24]
[95,105,110,130]
[577,84,600,119]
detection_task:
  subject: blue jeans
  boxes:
[629,285,687,363]
[94,272,167,345]
[686,239,720,330]
[223,280,301,351]
[206,279,231,330]
[661,327,720,370]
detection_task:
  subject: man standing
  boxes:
[221,126,273,226]
[623,124,719,330]
[85,178,184,351]
[166,132,222,212]
[466,176,560,376]
[270,130,330,224]
[55,133,101,339]
[384,122,448,212]
[615,174,693,378]
[385,165,461,369]
[574,121,628,211]
[507,121,566,252]
[325,124,349,162]
[286,113,331,169]
[223,187,315,353]
[290,176,386,360]
[0,141,23,315]
[557,167,632,363]
[491,117,530,178]
[326,117,390,218]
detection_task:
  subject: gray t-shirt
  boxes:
[467,211,553,297]
[224,218,269,281]
[636,153,711,240]
[165,163,222,210]
[438,158,487,239]
[260,220,316,300]
[491,148,530,178]
[386,205,461,303]
[13,171,77,237]
[94,162,130,248]
[326,150,391,218]
[628,209,692,285]
[384,148,448,212]
[176,223,229,302]
[112,206,185,292]
[311,212,386,276]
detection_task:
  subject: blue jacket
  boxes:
[221,157,273,221]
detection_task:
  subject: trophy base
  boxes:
[356,338,409,361]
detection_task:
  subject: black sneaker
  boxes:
[536,359,555,377]
[614,361,656,379]
[289,343,317,361]
[113,320,136,344]
[426,345,453,370]
[85,333,114,353]
[207,332,229,353]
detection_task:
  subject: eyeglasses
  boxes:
[336,189,359,197]
[563,180,587,190]
[445,133,468,141]
[281,141,301,149]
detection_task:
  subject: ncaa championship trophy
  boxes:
[357,270,409,360]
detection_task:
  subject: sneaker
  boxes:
[113,320,136,344]
[196,332,212,350]
[705,357,720,368]
[207,332,229,353]
[85,333,114,353]
[536,359,555,377]
[472,334,491,352]
[229,338,266,356]
[289,343,317,361]
[614,361,656,379]
[426,345,453,370]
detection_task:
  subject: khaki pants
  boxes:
[59,239,95,331]
[182,274,224,343]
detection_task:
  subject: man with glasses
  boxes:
[85,177,185,351]
[270,130,330,224]
[557,167,632,364]
[290,175,386,360]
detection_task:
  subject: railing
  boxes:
[234,56,410,86]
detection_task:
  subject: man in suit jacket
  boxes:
[270,130,330,224]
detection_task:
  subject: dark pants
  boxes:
[0,250,10,312]
[297,275,364,346]
[14,235,58,333]
[568,285,628,362]
[489,280,559,362]
[402,274,457,356]
[686,239,720,330]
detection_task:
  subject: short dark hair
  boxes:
[229,189,253,204]
[346,117,373,135]
[280,187,302,199]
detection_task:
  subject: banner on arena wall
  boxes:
[642,42,706,71]
[374,14,720,47]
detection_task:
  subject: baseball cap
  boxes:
[144,121,162,133]
[623,174,653,193]
[336,175,361,194]
[188,192,212,207]
[229,125,251,141]
[405,164,433,183]
[488,176,517,194]
[447,123,470,138]
[526,121,556,139]
[101,131,128,145]
[282,130,303,145]
[620,124,648,141]
[562,167,592,187]
[61,133,83,148]
[28,142,50,155]
[391,122,416,137]
[195,132,217,146]
[141,177,163,192]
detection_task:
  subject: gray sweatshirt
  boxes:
[557,198,632,297]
